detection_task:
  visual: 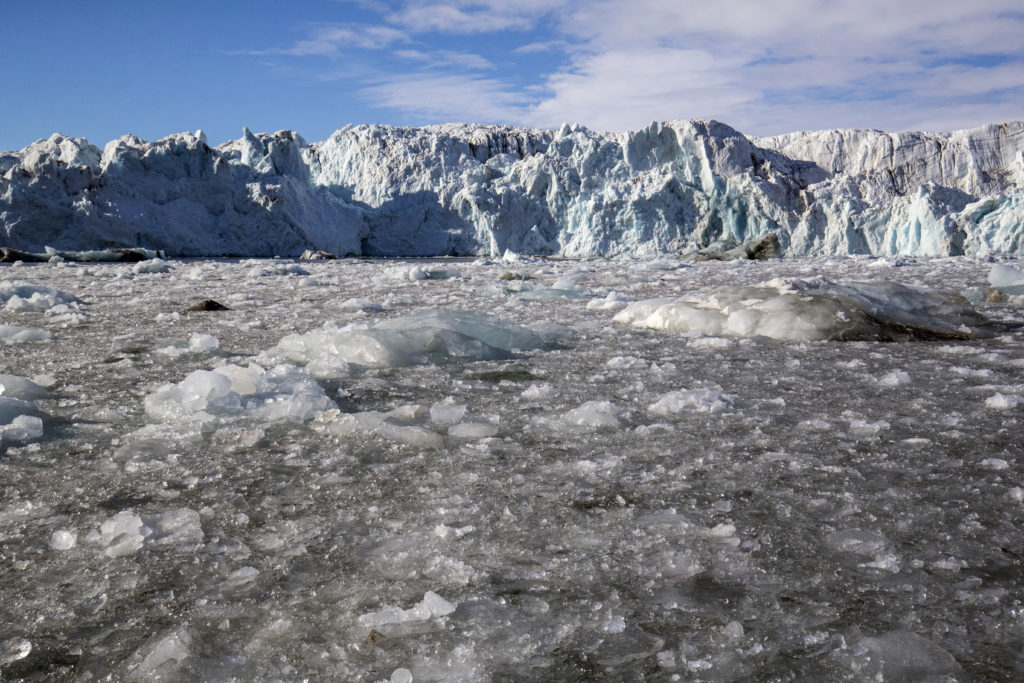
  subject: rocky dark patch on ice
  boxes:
[182,299,230,312]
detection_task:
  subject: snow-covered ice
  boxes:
[0,254,1022,680]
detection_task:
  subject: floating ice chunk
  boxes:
[603,615,626,633]
[358,591,457,628]
[155,333,220,357]
[616,278,989,341]
[0,637,32,665]
[825,528,887,555]
[0,375,49,401]
[633,259,685,271]
[338,297,385,313]
[271,310,552,374]
[521,382,557,400]
[319,407,444,449]
[247,262,309,277]
[88,511,150,557]
[448,421,499,439]
[516,282,587,300]
[376,265,460,283]
[606,355,645,369]
[878,370,911,387]
[221,566,259,589]
[0,280,84,313]
[649,389,737,415]
[561,400,629,429]
[985,393,1022,410]
[856,630,962,680]
[0,397,44,445]
[132,258,170,274]
[980,458,1009,470]
[49,529,77,550]
[587,291,630,311]
[144,363,333,425]
[189,333,219,351]
[848,418,889,437]
[430,400,467,425]
[147,508,204,548]
[87,509,203,556]
[130,628,192,680]
[0,324,52,344]
[391,668,414,683]
[44,246,161,262]
[988,263,1024,289]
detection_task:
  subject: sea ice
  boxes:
[851,630,962,680]
[132,258,170,274]
[358,591,457,628]
[0,374,49,401]
[0,397,44,445]
[615,277,989,341]
[144,363,333,425]
[648,388,738,415]
[988,263,1024,288]
[270,309,554,375]
[558,400,630,429]
[0,324,52,344]
[0,280,83,313]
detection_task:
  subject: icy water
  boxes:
[1,255,1022,681]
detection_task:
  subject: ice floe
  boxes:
[270,309,560,376]
[144,363,333,426]
[615,277,990,341]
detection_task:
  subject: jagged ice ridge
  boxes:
[2,120,1023,258]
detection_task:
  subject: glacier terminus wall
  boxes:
[1,120,1023,258]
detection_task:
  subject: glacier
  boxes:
[2,120,1023,258]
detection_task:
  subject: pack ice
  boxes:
[2,120,1023,258]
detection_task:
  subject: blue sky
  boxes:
[3,0,1023,150]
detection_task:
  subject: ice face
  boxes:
[616,277,990,341]
[0,255,1021,680]
[3,121,1024,259]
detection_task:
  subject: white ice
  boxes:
[270,309,555,375]
[615,277,988,341]
[144,363,333,426]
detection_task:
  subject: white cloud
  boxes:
[274,24,408,56]
[253,0,1024,134]
[524,0,1024,133]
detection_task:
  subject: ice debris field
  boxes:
[1,252,1023,681]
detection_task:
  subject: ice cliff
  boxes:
[2,120,1022,258]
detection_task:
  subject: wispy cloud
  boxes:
[359,73,533,123]
[394,49,495,70]
[384,1,564,34]
[255,23,408,57]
